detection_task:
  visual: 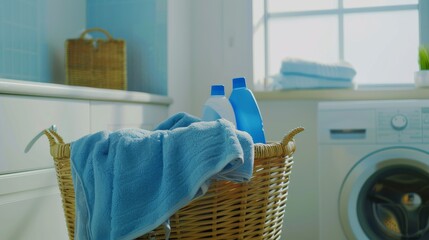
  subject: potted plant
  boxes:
[415,45,429,87]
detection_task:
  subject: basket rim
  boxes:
[46,127,304,159]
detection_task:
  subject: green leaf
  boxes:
[419,45,429,70]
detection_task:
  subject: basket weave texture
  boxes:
[65,28,127,90]
[44,127,303,240]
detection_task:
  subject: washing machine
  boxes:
[318,100,429,240]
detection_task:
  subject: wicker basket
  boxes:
[44,127,304,240]
[65,28,127,90]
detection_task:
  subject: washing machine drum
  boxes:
[340,148,429,240]
[358,167,429,239]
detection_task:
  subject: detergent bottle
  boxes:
[229,77,266,143]
[202,85,236,126]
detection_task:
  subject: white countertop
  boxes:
[0,78,172,105]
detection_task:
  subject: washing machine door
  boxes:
[340,147,429,240]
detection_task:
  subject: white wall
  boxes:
[167,0,193,114]
[189,0,253,117]
[168,0,253,116]
[45,0,86,84]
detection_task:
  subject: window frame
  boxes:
[255,0,429,89]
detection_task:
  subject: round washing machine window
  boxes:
[339,147,429,240]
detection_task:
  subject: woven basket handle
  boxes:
[44,128,65,146]
[79,28,113,41]
[281,127,304,156]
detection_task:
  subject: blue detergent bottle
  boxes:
[229,77,266,143]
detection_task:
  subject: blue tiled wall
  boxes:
[0,0,49,82]
[0,0,167,95]
[87,0,167,95]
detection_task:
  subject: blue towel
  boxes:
[155,113,254,183]
[280,58,356,81]
[70,113,254,240]
[154,112,201,130]
[269,74,355,90]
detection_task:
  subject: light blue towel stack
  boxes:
[70,112,254,240]
[270,58,356,90]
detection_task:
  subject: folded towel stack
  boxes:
[270,58,356,90]
[71,112,254,240]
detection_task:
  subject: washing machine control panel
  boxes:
[377,108,429,143]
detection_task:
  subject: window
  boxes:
[253,0,427,90]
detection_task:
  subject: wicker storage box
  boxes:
[65,28,127,90]
[44,127,303,240]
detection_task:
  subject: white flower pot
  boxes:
[415,70,429,87]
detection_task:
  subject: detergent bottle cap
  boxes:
[232,77,247,89]
[211,85,225,96]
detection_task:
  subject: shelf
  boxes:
[0,78,172,105]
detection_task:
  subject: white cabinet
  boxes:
[0,169,68,240]
[0,95,90,175]
[0,94,90,239]
[0,80,171,240]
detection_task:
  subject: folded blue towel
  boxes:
[269,74,355,90]
[70,113,254,240]
[281,58,356,81]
